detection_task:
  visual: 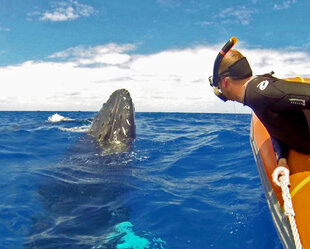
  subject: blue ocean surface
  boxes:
[0,112,283,249]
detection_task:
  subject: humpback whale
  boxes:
[26,89,138,249]
[89,89,136,149]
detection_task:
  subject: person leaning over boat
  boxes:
[209,38,310,187]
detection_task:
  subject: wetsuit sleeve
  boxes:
[244,76,310,111]
[271,137,289,161]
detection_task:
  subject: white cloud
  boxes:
[218,6,255,25]
[39,0,96,22]
[273,0,297,10]
[157,0,181,8]
[244,48,310,78]
[1,43,310,113]
[0,26,10,32]
[48,44,135,66]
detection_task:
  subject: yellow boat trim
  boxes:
[290,175,310,199]
[296,76,305,82]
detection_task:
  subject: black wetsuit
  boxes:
[243,74,310,157]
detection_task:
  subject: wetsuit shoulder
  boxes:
[244,74,310,110]
[243,75,285,110]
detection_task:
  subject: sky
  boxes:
[1,0,310,113]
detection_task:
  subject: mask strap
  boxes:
[219,57,252,80]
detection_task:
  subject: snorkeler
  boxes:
[209,37,310,186]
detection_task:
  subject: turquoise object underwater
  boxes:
[92,221,166,249]
[108,221,150,249]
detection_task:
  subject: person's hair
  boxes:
[218,49,245,76]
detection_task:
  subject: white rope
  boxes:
[279,175,303,249]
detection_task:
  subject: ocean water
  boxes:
[0,112,283,249]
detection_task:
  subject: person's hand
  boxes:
[272,158,290,187]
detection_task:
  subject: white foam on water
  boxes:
[59,125,90,133]
[48,113,75,123]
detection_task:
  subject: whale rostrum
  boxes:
[89,89,136,148]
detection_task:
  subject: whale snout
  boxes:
[89,89,136,147]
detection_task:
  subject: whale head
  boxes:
[89,89,136,148]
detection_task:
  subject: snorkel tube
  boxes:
[209,37,238,102]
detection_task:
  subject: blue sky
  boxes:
[1,0,310,112]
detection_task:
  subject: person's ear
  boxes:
[221,77,229,89]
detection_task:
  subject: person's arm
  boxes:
[271,137,290,186]
[271,137,289,161]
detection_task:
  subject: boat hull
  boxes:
[250,114,295,248]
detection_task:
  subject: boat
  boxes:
[250,77,310,249]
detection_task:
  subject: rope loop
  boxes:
[279,175,303,249]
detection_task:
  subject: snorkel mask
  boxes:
[209,37,252,101]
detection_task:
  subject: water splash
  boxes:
[48,113,75,123]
